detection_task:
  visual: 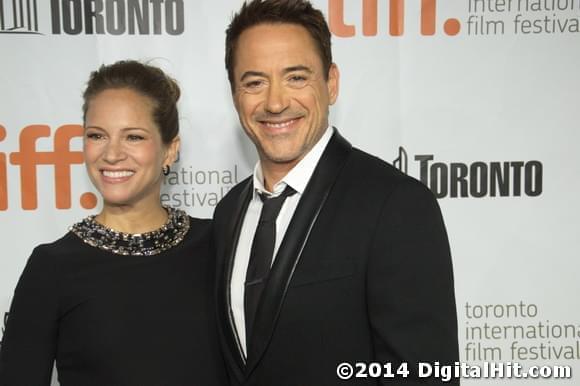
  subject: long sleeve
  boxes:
[0,246,59,385]
[367,178,459,385]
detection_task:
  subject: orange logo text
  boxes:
[0,124,97,211]
[329,0,461,37]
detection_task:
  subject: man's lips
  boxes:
[259,117,302,130]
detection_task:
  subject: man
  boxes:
[213,0,459,384]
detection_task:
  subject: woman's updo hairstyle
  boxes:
[82,60,180,145]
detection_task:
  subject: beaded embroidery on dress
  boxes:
[70,207,190,256]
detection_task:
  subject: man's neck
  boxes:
[260,159,300,192]
[257,126,333,192]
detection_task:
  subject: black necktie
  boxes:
[244,185,296,343]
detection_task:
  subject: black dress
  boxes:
[0,210,227,386]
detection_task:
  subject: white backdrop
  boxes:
[1,1,578,384]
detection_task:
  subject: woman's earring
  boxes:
[162,165,170,176]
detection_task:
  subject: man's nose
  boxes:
[264,80,289,114]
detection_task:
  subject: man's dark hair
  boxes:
[225,0,333,88]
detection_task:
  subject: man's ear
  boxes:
[231,82,241,110]
[327,63,340,105]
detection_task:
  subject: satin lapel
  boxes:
[245,130,353,375]
[216,179,252,383]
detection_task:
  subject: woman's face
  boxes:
[83,88,178,209]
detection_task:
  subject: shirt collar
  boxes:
[252,126,333,198]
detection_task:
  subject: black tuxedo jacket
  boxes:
[213,130,459,385]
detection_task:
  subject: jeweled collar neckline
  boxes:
[70,207,190,256]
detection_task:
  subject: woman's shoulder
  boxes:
[27,231,84,264]
[17,232,82,284]
[181,215,211,245]
[36,230,79,249]
[187,215,211,231]
[29,212,212,261]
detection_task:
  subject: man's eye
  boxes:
[244,80,264,89]
[289,75,306,82]
[287,75,308,87]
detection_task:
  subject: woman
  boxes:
[0,61,226,385]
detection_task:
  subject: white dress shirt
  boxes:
[230,127,333,356]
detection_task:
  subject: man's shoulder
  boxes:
[348,146,410,181]
[214,175,252,215]
[343,146,434,199]
[339,148,436,216]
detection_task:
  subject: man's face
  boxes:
[232,23,339,172]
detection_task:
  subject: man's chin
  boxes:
[260,150,303,168]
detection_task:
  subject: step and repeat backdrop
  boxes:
[1,0,578,384]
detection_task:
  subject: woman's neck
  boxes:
[95,203,168,234]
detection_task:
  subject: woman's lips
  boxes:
[100,169,135,183]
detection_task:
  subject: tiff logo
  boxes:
[0,124,98,210]
[329,0,461,37]
[0,0,40,34]
[393,146,408,174]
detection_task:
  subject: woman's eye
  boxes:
[86,133,103,140]
[127,134,145,141]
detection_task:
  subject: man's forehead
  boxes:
[234,24,322,72]
[240,22,310,38]
[237,23,313,49]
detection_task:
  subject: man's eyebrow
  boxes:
[283,65,313,74]
[240,71,267,82]
[239,66,314,82]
